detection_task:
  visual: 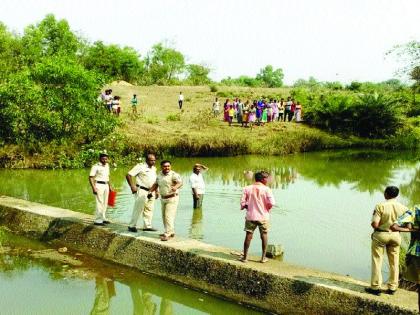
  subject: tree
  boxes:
[81,41,144,83]
[145,43,185,85]
[0,55,117,146]
[256,65,284,88]
[186,64,211,85]
[0,23,23,82]
[387,41,420,76]
[21,14,81,65]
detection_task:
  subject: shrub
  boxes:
[209,84,218,92]
[166,113,182,121]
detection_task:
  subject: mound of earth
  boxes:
[110,80,133,87]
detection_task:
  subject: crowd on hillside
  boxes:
[98,89,122,116]
[213,97,303,127]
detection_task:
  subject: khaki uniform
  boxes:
[89,163,110,224]
[128,163,157,229]
[370,198,407,290]
[156,170,182,237]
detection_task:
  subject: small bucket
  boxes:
[108,190,117,207]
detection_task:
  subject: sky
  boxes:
[0,0,419,84]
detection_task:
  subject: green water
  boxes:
[0,229,262,315]
[1,150,420,281]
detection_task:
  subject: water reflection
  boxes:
[90,277,115,315]
[0,229,262,315]
[189,208,203,240]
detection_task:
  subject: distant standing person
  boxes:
[131,94,138,115]
[126,154,158,233]
[149,160,183,241]
[295,101,302,122]
[89,152,113,226]
[178,92,184,110]
[240,171,275,263]
[284,97,292,122]
[189,163,209,209]
[212,97,220,117]
[365,186,407,296]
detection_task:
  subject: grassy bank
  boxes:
[1,84,419,168]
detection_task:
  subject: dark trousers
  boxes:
[284,110,290,121]
[278,113,283,121]
[178,100,183,109]
[193,195,203,209]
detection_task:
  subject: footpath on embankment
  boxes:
[0,195,417,315]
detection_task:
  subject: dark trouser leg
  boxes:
[179,100,183,109]
[193,195,203,209]
[284,110,289,121]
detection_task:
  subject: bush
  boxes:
[304,93,403,138]
[166,113,182,121]
[209,84,218,92]
[0,56,117,147]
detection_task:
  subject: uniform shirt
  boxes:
[89,163,110,182]
[189,173,205,195]
[241,182,275,221]
[372,198,407,232]
[156,170,182,196]
[395,207,420,257]
[179,94,184,101]
[128,163,157,188]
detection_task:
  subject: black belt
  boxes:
[96,181,108,184]
[136,185,150,191]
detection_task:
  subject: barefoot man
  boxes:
[240,171,275,263]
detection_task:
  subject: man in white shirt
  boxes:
[149,160,183,241]
[89,152,112,226]
[126,154,158,233]
[178,92,184,110]
[189,163,208,209]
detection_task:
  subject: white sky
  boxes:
[1,0,419,84]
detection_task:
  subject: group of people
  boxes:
[88,152,274,263]
[89,153,208,242]
[367,185,420,309]
[99,89,121,116]
[89,151,420,308]
[212,96,303,127]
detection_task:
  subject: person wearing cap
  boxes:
[365,186,407,296]
[126,153,158,233]
[149,160,183,241]
[89,153,113,226]
[189,163,208,209]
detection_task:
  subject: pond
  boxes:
[0,229,262,314]
[1,150,420,282]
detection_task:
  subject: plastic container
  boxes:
[108,190,117,207]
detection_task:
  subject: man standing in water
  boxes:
[89,152,112,226]
[126,153,158,233]
[189,163,208,209]
[240,171,275,263]
[149,160,183,241]
[366,186,407,295]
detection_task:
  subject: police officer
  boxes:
[89,152,112,226]
[126,154,158,233]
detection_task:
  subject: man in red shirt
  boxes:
[240,171,275,263]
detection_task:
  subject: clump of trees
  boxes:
[221,65,284,88]
[0,15,117,149]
